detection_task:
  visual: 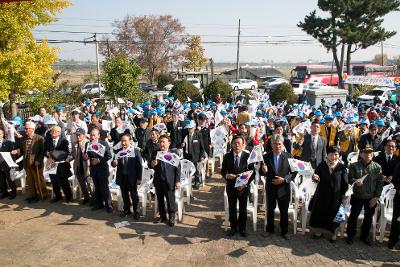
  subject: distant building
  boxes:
[219,66,284,82]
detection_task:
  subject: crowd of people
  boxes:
[0,91,399,249]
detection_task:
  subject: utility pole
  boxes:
[236,19,241,80]
[210,58,214,82]
[94,33,101,96]
[106,38,111,58]
[381,42,384,66]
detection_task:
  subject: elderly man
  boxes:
[44,125,72,203]
[112,134,143,219]
[260,134,296,240]
[346,145,384,246]
[150,135,181,227]
[296,121,327,169]
[221,135,254,237]
[17,121,47,203]
[69,128,91,204]
[83,128,112,212]
[67,110,88,143]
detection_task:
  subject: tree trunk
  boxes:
[332,46,343,89]
[346,44,353,97]
[339,43,346,88]
[8,89,18,118]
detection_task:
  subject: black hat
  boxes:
[71,110,80,115]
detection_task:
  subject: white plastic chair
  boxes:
[109,180,123,211]
[154,187,184,222]
[347,152,359,165]
[208,142,227,174]
[339,184,384,240]
[180,159,196,204]
[11,169,26,193]
[378,186,396,243]
[198,159,207,186]
[223,181,259,232]
[138,167,154,216]
[298,179,318,234]
[263,181,299,234]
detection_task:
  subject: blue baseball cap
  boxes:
[324,114,334,120]
[315,110,323,116]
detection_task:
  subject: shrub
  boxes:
[156,73,174,89]
[351,85,374,100]
[270,83,297,105]
[168,80,202,102]
[203,78,233,101]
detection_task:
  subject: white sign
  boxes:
[0,152,19,168]
[344,75,397,87]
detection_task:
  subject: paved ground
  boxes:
[0,172,399,267]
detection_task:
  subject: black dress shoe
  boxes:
[50,198,61,203]
[329,238,337,243]
[81,198,90,205]
[313,233,323,239]
[154,216,167,224]
[239,230,247,237]
[106,207,113,213]
[133,212,140,220]
[360,237,372,246]
[8,194,16,200]
[281,233,290,240]
[227,228,237,237]
[29,198,39,204]
[0,193,9,199]
[168,213,175,227]
[346,236,354,245]
[388,242,395,250]
[25,197,33,202]
[91,206,104,211]
[120,210,132,218]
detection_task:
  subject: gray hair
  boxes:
[271,134,284,143]
[51,125,61,132]
[25,121,36,129]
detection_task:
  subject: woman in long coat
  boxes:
[309,146,349,242]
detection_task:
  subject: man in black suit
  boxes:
[389,158,400,249]
[221,135,254,237]
[112,134,143,219]
[183,120,206,188]
[150,134,181,227]
[260,134,296,240]
[110,116,132,146]
[297,121,327,169]
[197,113,211,157]
[166,112,183,149]
[374,139,399,184]
[0,129,16,199]
[44,126,72,203]
[358,123,382,152]
[83,128,113,213]
[135,118,151,151]
[142,129,160,164]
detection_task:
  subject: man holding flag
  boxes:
[151,134,181,227]
[112,134,143,219]
[221,135,254,237]
[83,128,112,213]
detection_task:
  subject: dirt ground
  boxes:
[0,174,399,267]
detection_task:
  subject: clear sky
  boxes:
[34,0,400,63]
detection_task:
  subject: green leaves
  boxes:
[203,78,233,101]
[168,80,202,102]
[101,54,147,103]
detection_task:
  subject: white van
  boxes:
[186,78,201,89]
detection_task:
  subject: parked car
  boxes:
[228,79,258,90]
[163,84,174,91]
[139,83,157,92]
[261,78,289,90]
[81,83,105,95]
[186,78,201,89]
[357,87,396,105]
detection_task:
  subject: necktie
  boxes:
[388,156,391,163]
[53,139,57,148]
[235,155,240,171]
[275,154,280,172]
